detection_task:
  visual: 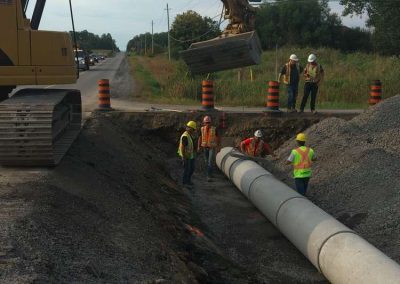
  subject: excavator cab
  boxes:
[181,0,263,74]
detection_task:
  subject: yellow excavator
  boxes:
[181,0,263,74]
[0,0,81,166]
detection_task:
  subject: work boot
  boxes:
[311,110,318,115]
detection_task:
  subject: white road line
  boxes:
[45,85,55,89]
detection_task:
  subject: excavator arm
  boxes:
[181,0,262,74]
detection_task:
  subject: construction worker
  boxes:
[240,130,276,158]
[197,116,220,182]
[286,133,316,195]
[278,54,302,112]
[178,121,197,188]
[300,54,324,114]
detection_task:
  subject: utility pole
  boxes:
[151,20,154,56]
[165,3,171,61]
[144,33,147,56]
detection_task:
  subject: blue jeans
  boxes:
[295,177,310,195]
[287,85,298,110]
[204,148,215,177]
[183,158,195,184]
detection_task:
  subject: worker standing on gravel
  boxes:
[278,54,302,112]
[240,130,276,158]
[300,54,324,114]
[178,121,197,188]
[197,116,220,182]
[286,133,316,195]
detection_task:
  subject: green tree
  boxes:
[256,0,342,49]
[340,0,400,54]
[71,30,119,52]
[170,10,220,58]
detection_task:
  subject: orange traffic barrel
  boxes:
[98,79,111,109]
[266,80,280,111]
[202,80,214,110]
[368,80,382,105]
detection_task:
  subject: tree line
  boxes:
[127,0,399,56]
[70,30,119,52]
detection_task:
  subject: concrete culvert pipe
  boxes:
[216,147,400,284]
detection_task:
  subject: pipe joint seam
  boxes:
[228,159,243,180]
[275,196,307,228]
[317,230,357,273]
[247,173,272,200]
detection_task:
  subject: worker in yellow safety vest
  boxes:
[197,116,220,182]
[286,133,316,195]
[278,54,302,112]
[178,121,197,188]
[300,54,324,114]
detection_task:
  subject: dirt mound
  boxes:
[270,95,400,262]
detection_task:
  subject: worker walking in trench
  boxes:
[178,121,197,189]
[240,130,277,159]
[286,133,316,195]
[197,116,220,182]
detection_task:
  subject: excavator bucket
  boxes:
[181,31,262,75]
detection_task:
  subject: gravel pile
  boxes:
[271,95,400,262]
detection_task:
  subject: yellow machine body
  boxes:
[0,0,77,86]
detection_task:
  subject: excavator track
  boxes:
[0,89,81,166]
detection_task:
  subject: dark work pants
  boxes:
[287,85,298,110]
[183,158,195,184]
[295,177,310,195]
[301,82,319,111]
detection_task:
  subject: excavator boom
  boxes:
[181,0,262,74]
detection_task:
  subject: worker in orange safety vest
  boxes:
[240,130,276,158]
[197,116,220,182]
[286,133,316,195]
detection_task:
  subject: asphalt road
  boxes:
[13,53,126,116]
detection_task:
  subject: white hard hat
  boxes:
[254,130,263,138]
[308,54,317,62]
[289,54,299,61]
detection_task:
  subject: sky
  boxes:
[27,0,367,50]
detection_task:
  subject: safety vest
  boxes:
[292,146,314,178]
[177,131,194,159]
[304,63,321,83]
[200,126,217,148]
[283,62,301,85]
[246,138,264,157]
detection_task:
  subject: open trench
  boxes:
[0,111,357,283]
